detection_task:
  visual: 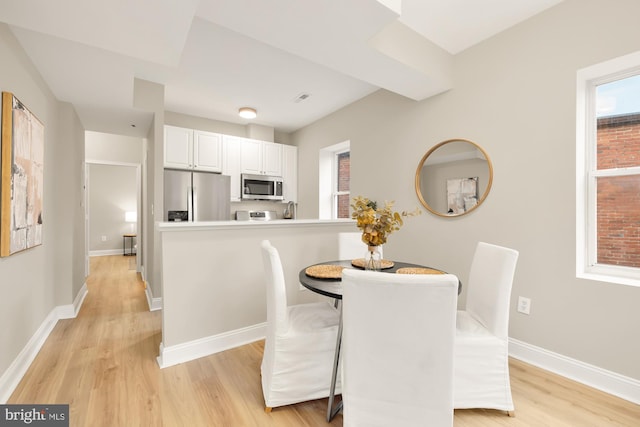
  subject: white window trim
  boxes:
[576,51,640,288]
[319,141,350,219]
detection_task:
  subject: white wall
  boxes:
[85,131,143,164]
[0,24,85,382]
[292,0,640,380]
[88,164,137,253]
[160,221,354,350]
[85,131,142,255]
[165,111,294,145]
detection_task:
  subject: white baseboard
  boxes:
[89,249,123,257]
[57,283,88,319]
[0,284,88,403]
[144,282,162,312]
[157,323,267,369]
[509,338,640,405]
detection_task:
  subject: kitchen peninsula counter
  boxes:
[156,218,356,368]
[157,218,354,231]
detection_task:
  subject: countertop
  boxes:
[156,218,355,232]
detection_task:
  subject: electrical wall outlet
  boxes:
[101,235,107,242]
[517,296,531,315]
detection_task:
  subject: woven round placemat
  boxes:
[395,267,444,275]
[351,258,394,269]
[305,264,345,279]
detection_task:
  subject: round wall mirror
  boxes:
[415,139,493,217]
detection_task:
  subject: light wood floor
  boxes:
[8,255,640,426]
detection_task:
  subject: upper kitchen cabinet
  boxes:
[164,125,223,172]
[193,130,223,172]
[240,139,282,176]
[282,145,298,202]
[164,125,192,169]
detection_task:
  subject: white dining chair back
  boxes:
[341,269,459,427]
[454,241,519,414]
[262,239,289,336]
[465,242,519,339]
[260,240,341,411]
[338,232,383,259]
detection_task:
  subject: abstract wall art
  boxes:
[1,92,44,257]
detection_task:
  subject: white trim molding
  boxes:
[0,283,88,403]
[157,323,267,369]
[57,283,88,319]
[509,338,640,405]
[89,249,123,257]
[144,281,162,312]
[0,310,58,403]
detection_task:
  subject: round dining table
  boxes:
[298,259,461,421]
[298,259,452,299]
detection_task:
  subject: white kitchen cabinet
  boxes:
[281,144,298,202]
[263,141,283,176]
[193,130,223,172]
[164,125,222,172]
[164,125,192,169]
[240,139,282,176]
[222,135,243,201]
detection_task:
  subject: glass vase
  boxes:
[364,245,382,271]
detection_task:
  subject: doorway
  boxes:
[85,161,142,276]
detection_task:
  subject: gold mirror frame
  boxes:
[415,139,493,218]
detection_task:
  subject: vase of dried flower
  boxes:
[364,245,382,271]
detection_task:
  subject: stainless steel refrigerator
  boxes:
[164,170,231,221]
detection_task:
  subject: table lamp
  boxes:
[125,211,136,233]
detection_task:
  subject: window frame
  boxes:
[319,140,350,220]
[576,51,640,288]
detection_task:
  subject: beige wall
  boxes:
[86,132,142,253]
[88,164,137,252]
[0,24,85,377]
[165,111,294,145]
[85,131,143,164]
[132,78,165,302]
[292,0,640,380]
[160,222,354,348]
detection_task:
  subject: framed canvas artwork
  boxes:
[1,92,44,257]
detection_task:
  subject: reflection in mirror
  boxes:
[415,139,493,217]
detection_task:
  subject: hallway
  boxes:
[9,256,163,425]
[7,255,334,426]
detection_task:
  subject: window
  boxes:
[577,52,640,287]
[335,151,351,218]
[319,141,350,219]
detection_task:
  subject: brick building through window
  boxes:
[596,112,640,268]
[336,151,350,218]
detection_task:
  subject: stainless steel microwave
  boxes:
[241,173,284,201]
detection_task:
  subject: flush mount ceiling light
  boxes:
[238,107,257,119]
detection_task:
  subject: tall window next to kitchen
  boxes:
[319,141,350,219]
[335,151,350,218]
[577,54,640,287]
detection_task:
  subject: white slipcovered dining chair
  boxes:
[341,269,459,427]
[454,241,519,415]
[338,232,383,259]
[259,240,341,411]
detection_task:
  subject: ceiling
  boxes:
[0,0,563,138]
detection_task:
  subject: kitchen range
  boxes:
[235,210,278,221]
